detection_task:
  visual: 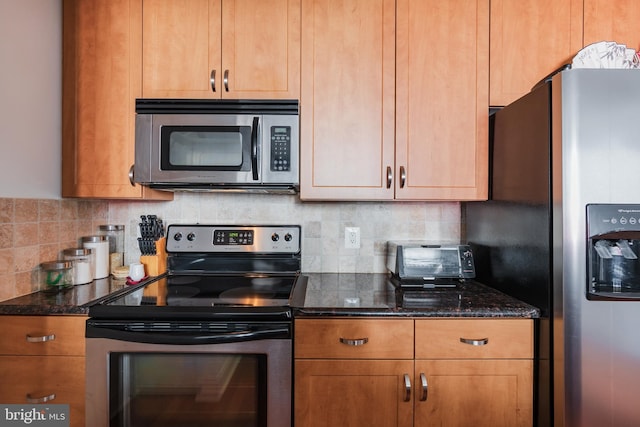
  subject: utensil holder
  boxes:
[140,237,167,276]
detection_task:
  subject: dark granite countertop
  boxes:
[294,273,540,318]
[0,277,131,315]
[0,273,540,319]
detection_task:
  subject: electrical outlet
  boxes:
[344,227,361,249]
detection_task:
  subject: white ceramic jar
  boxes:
[82,235,110,279]
[63,248,94,285]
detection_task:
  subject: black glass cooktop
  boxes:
[112,274,297,308]
[89,273,307,320]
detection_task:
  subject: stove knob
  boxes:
[284,233,292,242]
[271,233,280,242]
[187,233,196,241]
[173,232,183,241]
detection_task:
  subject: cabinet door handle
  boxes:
[224,70,229,92]
[339,337,368,346]
[459,337,489,346]
[128,165,136,186]
[386,166,393,188]
[26,334,55,343]
[419,373,428,401]
[399,166,406,188]
[210,69,217,92]
[26,393,56,404]
[403,374,411,402]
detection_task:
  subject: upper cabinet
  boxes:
[299,0,396,200]
[395,0,489,201]
[489,0,584,107]
[142,0,300,99]
[583,0,640,48]
[300,0,489,201]
[62,0,171,200]
[490,0,640,108]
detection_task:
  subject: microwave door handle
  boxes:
[251,117,259,181]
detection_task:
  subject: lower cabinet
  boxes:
[0,315,86,427]
[294,317,533,427]
[295,359,414,427]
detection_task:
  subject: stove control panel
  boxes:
[166,225,301,253]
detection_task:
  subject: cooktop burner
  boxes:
[105,274,298,308]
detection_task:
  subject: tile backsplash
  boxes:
[1,194,461,301]
[0,198,109,301]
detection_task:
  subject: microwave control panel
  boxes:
[270,126,291,172]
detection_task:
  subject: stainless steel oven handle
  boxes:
[251,117,259,180]
[89,326,290,345]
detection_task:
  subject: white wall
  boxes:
[0,0,62,199]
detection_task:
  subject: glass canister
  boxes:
[99,224,125,275]
[82,235,109,279]
[63,248,94,285]
[39,261,73,291]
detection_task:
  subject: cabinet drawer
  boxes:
[415,319,533,359]
[0,355,85,427]
[0,316,86,356]
[295,318,414,359]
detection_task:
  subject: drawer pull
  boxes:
[26,334,56,343]
[419,373,428,401]
[460,337,489,346]
[339,337,369,346]
[403,374,411,402]
[26,393,56,404]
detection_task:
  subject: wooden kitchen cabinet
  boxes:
[300,0,489,201]
[299,0,396,200]
[490,0,640,108]
[489,0,583,107]
[62,0,172,200]
[394,0,489,200]
[0,315,87,427]
[295,318,414,427]
[142,0,300,99]
[583,0,640,49]
[294,317,534,427]
[413,319,534,427]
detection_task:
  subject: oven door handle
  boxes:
[87,325,291,345]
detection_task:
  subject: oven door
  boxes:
[86,323,291,427]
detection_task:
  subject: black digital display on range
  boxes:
[213,230,254,245]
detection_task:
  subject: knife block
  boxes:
[140,237,167,276]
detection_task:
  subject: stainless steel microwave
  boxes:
[132,99,299,193]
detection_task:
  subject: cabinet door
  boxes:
[584,0,640,48]
[142,0,221,98]
[299,0,396,200]
[62,0,172,200]
[295,359,414,427]
[221,0,300,99]
[0,356,85,427]
[395,0,489,200]
[490,0,583,107]
[143,0,299,99]
[414,360,533,427]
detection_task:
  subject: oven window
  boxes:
[160,126,252,171]
[109,353,267,427]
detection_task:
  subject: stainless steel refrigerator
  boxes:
[464,69,640,427]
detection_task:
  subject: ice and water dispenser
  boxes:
[588,204,640,299]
